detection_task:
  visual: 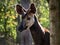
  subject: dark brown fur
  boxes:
[30,16,50,45]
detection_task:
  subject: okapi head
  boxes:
[16,3,36,32]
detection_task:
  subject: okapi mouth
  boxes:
[24,26,28,29]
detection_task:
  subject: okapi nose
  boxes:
[17,20,26,32]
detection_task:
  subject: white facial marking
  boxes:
[25,15,35,29]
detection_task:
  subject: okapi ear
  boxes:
[30,3,36,14]
[16,5,24,14]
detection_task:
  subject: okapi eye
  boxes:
[27,17,30,20]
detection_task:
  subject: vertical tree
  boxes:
[49,0,60,45]
[20,0,30,9]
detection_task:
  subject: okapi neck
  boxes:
[30,16,42,31]
[30,21,41,31]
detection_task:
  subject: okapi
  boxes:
[16,3,50,45]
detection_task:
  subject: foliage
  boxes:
[40,0,49,29]
[0,0,18,40]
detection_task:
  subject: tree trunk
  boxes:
[49,0,60,45]
[20,0,30,9]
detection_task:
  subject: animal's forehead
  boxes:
[22,13,34,19]
[22,14,27,19]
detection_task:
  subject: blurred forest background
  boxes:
[0,0,49,45]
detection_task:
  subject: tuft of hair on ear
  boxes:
[30,3,36,14]
[16,4,23,14]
